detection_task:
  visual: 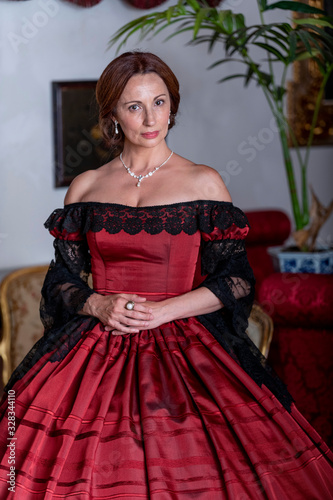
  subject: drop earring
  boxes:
[115,120,119,135]
[168,114,171,126]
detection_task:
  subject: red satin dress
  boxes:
[0,201,332,499]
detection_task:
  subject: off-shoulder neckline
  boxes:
[62,199,234,210]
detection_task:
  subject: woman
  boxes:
[0,51,332,499]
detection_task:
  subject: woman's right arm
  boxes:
[82,292,153,334]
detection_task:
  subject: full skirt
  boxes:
[0,317,332,499]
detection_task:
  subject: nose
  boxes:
[143,108,156,126]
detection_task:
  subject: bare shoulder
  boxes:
[189,163,232,203]
[64,169,101,205]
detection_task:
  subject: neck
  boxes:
[120,143,172,173]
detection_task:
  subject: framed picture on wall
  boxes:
[52,80,113,187]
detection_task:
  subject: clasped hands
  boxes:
[84,293,168,335]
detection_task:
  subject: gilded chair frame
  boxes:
[0,265,49,386]
[247,303,274,359]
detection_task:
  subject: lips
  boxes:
[141,131,159,139]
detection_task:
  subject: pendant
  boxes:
[137,175,142,187]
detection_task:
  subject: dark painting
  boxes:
[53,81,113,187]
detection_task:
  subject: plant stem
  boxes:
[285,117,305,170]
[304,64,333,167]
[276,110,302,230]
[301,165,309,227]
[257,1,277,100]
[300,64,333,226]
[275,65,305,173]
[243,53,276,112]
[280,64,288,91]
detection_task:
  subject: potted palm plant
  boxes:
[109,0,333,272]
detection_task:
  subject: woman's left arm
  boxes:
[110,277,252,334]
[149,287,225,326]
[109,288,223,334]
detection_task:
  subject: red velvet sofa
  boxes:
[244,209,333,448]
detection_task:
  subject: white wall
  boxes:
[1,0,332,270]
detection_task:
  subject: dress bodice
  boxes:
[87,229,202,301]
[45,199,250,301]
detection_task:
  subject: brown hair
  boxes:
[96,51,180,155]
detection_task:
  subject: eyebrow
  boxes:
[123,93,167,105]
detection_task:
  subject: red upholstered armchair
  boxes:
[244,209,291,294]
[259,273,333,448]
[244,209,333,448]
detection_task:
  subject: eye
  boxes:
[129,104,140,111]
[155,99,164,106]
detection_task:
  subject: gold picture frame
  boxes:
[287,0,333,147]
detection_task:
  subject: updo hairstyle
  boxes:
[96,51,180,155]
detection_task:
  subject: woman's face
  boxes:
[114,72,171,149]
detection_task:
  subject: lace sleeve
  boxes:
[199,225,255,339]
[40,239,95,335]
[3,205,98,392]
[196,203,293,412]
[40,205,95,336]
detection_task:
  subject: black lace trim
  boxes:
[44,200,249,237]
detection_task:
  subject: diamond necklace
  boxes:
[119,151,174,187]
